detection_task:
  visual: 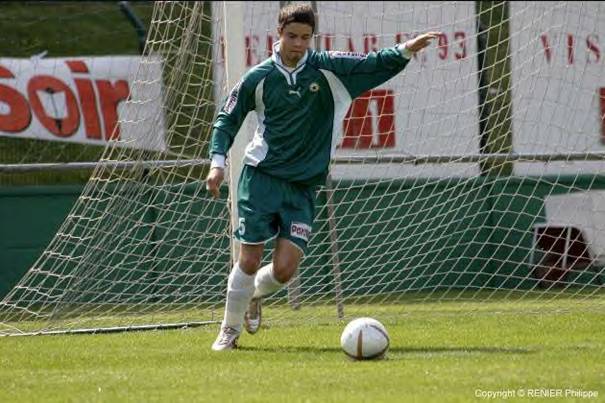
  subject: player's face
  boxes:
[278,22,313,67]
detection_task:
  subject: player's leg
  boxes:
[273,237,304,281]
[212,243,264,351]
[255,238,303,293]
[274,180,315,282]
[244,238,303,334]
[244,182,315,334]
[252,238,303,297]
[212,166,280,350]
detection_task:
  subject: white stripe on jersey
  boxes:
[243,78,269,166]
[319,69,352,157]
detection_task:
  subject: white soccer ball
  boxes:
[340,317,389,360]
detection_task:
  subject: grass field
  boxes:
[1,300,603,402]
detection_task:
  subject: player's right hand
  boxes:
[205,167,224,199]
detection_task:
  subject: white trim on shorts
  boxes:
[236,232,279,245]
[237,235,306,256]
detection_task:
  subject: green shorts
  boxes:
[235,165,316,254]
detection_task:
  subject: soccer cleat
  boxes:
[244,297,262,334]
[211,326,240,351]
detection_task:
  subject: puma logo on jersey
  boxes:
[288,89,302,98]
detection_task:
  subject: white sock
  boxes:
[253,263,285,299]
[221,263,256,331]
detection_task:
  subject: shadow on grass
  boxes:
[239,345,536,355]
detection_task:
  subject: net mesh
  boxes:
[1,1,604,336]
[0,2,155,185]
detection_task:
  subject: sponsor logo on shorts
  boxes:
[290,222,311,242]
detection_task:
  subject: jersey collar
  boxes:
[271,40,309,72]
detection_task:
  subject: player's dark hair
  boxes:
[278,3,315,34]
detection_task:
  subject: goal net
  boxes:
[0,2,156,186]
[1,1,604,336]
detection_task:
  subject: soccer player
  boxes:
[207,3,440,350]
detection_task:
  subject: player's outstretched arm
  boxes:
[315,30,443,99]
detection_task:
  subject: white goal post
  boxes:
[222,1,247,266]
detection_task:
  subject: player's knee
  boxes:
[239,254,262,273]
[272,262,298,283]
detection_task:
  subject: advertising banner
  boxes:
[0,56,166,152]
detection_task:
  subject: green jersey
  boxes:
[210,42,411,186]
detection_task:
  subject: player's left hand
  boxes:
[404,31,443,53]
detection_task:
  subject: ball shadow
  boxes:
[238,345,536,355]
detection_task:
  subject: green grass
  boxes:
[1,303,603,402]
